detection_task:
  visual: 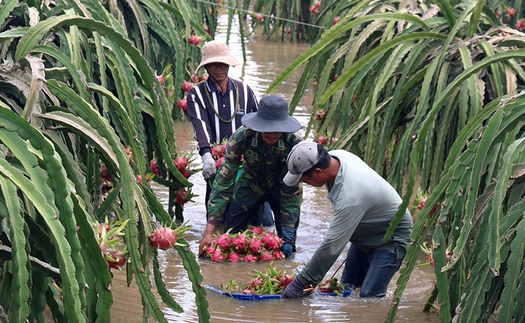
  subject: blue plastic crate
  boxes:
[205,285,353,300]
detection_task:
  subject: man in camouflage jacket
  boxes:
[199,95,303,258]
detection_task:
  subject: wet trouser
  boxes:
[205,181,273,226]
[340,244,403,297]
[224,185,299,250]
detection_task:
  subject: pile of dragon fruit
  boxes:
[203,226,286,262]
[221,263,295,295]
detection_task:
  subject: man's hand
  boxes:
[280,227,295,258]
[202,152,216,180]
[281,276,308,299]
[198,223,216,256]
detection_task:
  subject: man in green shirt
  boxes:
[281,141,413,298]
[198,95,303,258]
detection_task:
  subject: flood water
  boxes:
[111,15,440,323]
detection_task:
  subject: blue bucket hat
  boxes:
[241,95,302,133]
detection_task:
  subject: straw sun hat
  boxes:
[242,95,302,133]
[195,40,240,73]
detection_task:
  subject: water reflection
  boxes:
[111,15,439,323]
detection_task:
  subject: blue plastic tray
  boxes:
[205,285,352,300]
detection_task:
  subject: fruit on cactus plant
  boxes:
[177,99,187,110]
[189,35,202,45]
[106,250,127,270]
[174,156,189,171]
[314,109,326,121]
[150,227,178,250]
[175,188,190,205]
[317,135,327,145]
[149,161,160,175]
[181,81,194,92]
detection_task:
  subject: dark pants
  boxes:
[340,244,403,297]
[205,181,273,226]
[224,186,299,249]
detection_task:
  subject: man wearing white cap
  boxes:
[187,40,273,225]
[198,95,303,258]
[280,141,413,298]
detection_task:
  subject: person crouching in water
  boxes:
[198,95,303,258]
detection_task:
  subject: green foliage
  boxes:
[0,0,211,322]
[264,0,525,322]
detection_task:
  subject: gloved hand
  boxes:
[202,152,216,180]
[280,227,295,257]
[281,243,293,258]
[281,276,308,299]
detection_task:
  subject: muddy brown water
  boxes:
[110,15,440,323]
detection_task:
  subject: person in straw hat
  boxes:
[198,95,303,259]
[280,141,413,298]
[187,40,272,226]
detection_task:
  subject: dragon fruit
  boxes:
[227,251,241,262]
[215,233,232,251]
[241,254,258,263]
[278,273,294,288]
[149,227,177,250]
[273,250,285,261]
[106,250,127,270]
[250,226,265,236]
[261,232,282,250]
[211,249,227,262]
[232,233,247,253]
[248,237,263,254]
[258,249,275,262]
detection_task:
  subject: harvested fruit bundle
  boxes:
[203,226,286,262]
[221,263,295,295]
[317,278,347,295]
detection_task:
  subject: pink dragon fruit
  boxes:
[247,277,264,289]
[248,237,263,254]
[258,249,275,262]
[211,144,225,159]
[227,251,241,262]
[232,233,247,253]
[205,244,216,257]
[261,232,281,250]
[278,273,294,288]
[149,227,177,250]
[211,249,227,262]
[241,254,258,263]
[249,225,265,236]
[273,250,285,261]
[215,233,232,251]
[173,156,189,172]
[106,250,127,270]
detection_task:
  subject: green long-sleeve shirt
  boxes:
[299,150,413,286]
[207,126,303,229]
